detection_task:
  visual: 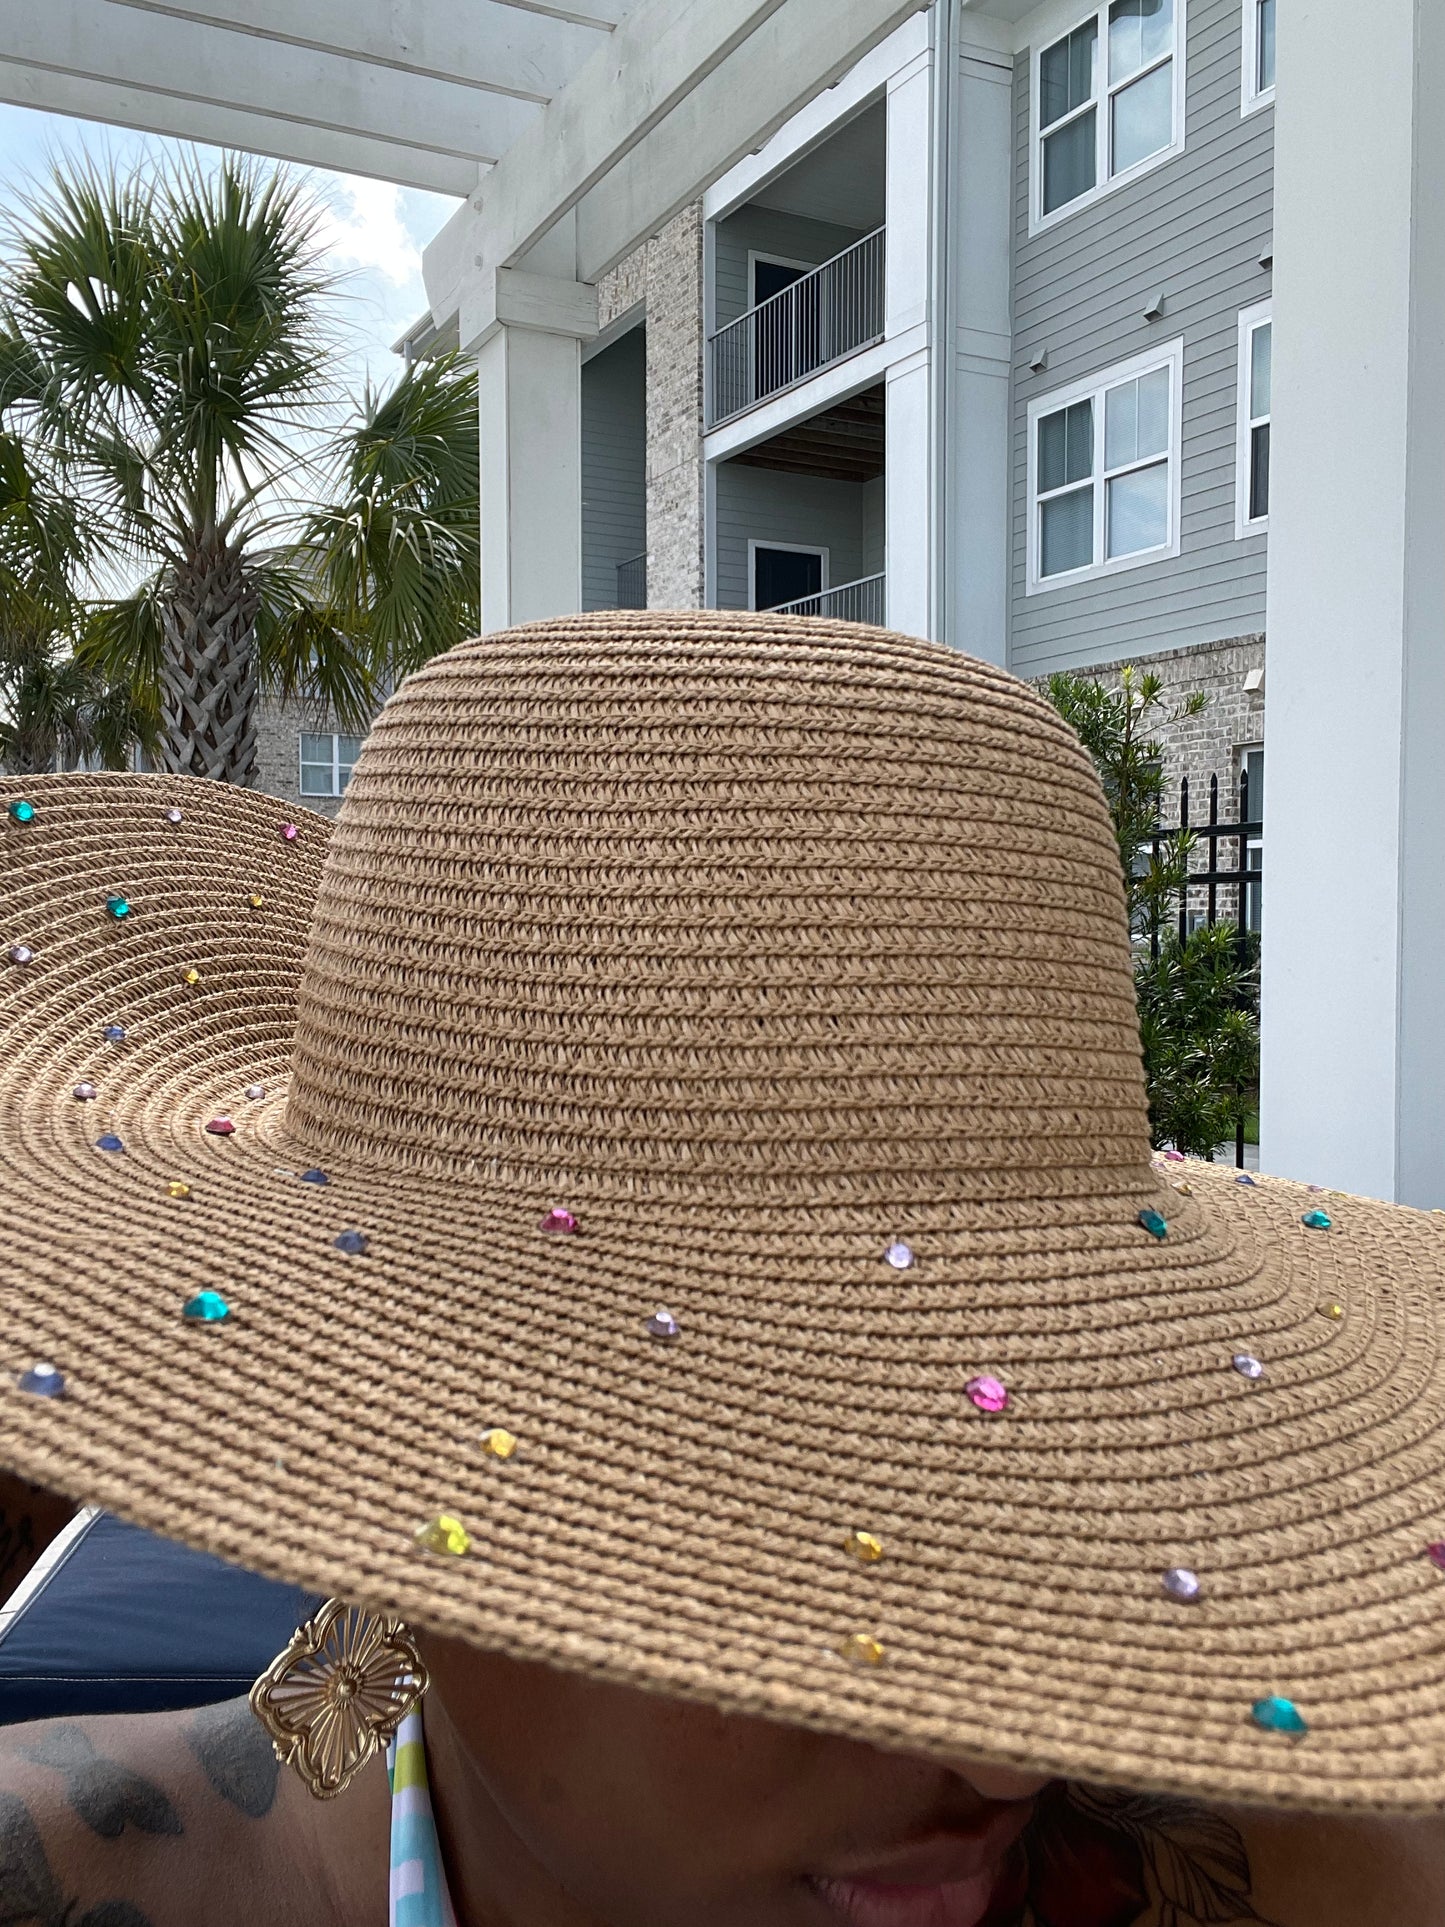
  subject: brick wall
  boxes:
[253,696,353,819]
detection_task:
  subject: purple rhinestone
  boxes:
[1235,1174,1258,1187]
[7,945,34,966]
[883,1241,915,1270]
[72,1082,98,1102]
[645,1308,681,1342]
[164,807,183,825]
[1232,1352,1266,1381]
[1162,1566,1201,1603]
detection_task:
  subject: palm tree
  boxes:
[0,154,398,778]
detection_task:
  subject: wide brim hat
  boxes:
[0,612,1442,1814]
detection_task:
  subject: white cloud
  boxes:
[315,175,421,289]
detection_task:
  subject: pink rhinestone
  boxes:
[539,1207,578,1234]
[1428,1543,1445,1573]
[205,1116,236,1137]
[1162,1150,1185,1162]
[965,1374,1009,1414]
[280,822,298,842]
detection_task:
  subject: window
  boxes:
[1240,744,1263,933]
[1034,0,1185,228]
[1027,340,1184,592]
[749,542,828,612]
[1243,0,1275,111]
[1236,303,1271,535]
[299,732,363,798]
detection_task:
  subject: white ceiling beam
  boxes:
[0,57,479,194]
[104,0,616,106]
[574,0,927,278]
[2,0,540,167]
[500,0,632,24]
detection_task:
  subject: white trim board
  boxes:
[1235,298,1272,539]
[747,539,830,610]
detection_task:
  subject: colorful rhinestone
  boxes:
[1301,1210,1332,1231]
[280,822,299,843]
[1138,1208,1169,1240]
[845,1530,884,1565]
[105,894,131,921]
[883,1241,915,1270]
[539,1207,578,1234]
[164,807,183,825]
[182,1290,231,1324]
[168,1180,193,1200]
[1232,1353,1266,1381]
[205,1116,236,1137]
[96,1133,124,1153]
[481,1429,518,1460]
[300,1168,329,1185]
[965,1374,1009,1414]
[7,800,34,824]
[645,1308,681,1342]
[17,1362,64,1398]
[72,1082,97,1101]
[103,1023,126,1043]
[1161,1567,1201,1603]
[414,1514,471,1557]
[838,1634,885,1668]
[334,1229,370,1255]
[1251,1696,1308,1736]
[7,945,33,966]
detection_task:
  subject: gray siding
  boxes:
[581,326,647,612]
[712,208,869,331]
[861,475,885,577]
[1007,0,1274,677]
[713,462,871,608]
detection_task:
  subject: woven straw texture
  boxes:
[0,613,1443,1813]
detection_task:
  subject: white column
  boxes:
[468,264,599,632]
[883,41,936,640]
[949,30,1013,667]
[1258,0,1445,1204]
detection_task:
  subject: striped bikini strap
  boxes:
[388,1707,458,1927]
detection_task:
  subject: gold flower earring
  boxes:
[249,1599,429,1798]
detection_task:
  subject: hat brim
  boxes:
[2,771,1444,1813]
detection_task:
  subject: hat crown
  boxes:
[287,614,1150,1202]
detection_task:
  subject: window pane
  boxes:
[1104,379,1138,470]
[337,735,364,766]
[299,764,333,797]
[1041,19,1098,127]
[1107,460,1168,556]
[1137,366,1170,458]
[1041,484,1095,576]
[1250,321,1272,420]
[1111,58,1172,173]
[1108,0,1173,83]
[300,734,332,762]
[1257,0,1276,91]
[1042,107,1097,212]
[1039,399,1094,493]
[1250,422,1271,521]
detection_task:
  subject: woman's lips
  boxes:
[808,1801,1033,1927]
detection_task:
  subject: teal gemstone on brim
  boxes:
[1138,1208,1169,1240]
[7,800,34,824]
[105,894,131,920]
[1251,1695,1308,1735]
[182,1290,231,1324]
[1301,1210,1332,1230]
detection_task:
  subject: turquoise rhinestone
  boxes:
[1138,1208,1169,1241]
[1301,1210,1332,1231]
[182,1290,231,1325]
[105,894,131,921]
[7,800,34,824]
[1251,1695,1308,1736]
[18,1362,64,1398]
[96,1134,124,1153]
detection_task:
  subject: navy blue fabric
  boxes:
[0,1514,321,1723]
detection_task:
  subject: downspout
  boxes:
[930,0,959,644]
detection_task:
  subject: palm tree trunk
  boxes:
[160,536,260,784]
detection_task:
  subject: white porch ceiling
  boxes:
[0,0,636,197]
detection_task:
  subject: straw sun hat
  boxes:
[0,611,1442,1813]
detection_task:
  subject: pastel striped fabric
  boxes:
[389,1708,458,1927]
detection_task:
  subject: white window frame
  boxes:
[1239,741,1264,933]
[1030,0,1188,235]
[1026,337,1185,595]
[1242,0,1275,114]
[747,539,829,611]
[298,731,362,799]
[1235,300,1272,538]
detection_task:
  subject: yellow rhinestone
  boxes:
[839,1633,885,1668]
[182,968,201,986]
[414,1513,471,1557]
[247,893,264,909]
[167,1180,192,1200]
[844,1530,884,1564]
[1173,1181,1193,1195]
[1319,1299,1345,1321]
[481,1428,518,1460]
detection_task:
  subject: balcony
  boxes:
[707,227,885,429]
[616,553,647,608]
[771,572,886,626]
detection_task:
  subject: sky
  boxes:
[0,101,459,406]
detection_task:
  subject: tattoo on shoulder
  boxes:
[185,1699,279,1820]
[983,1781,1282,1927]
[0,1786,154,1927]
[20,1727,180,1842]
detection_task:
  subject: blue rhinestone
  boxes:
[96,1134,124,1153]
[17,1362,64,1398]
[1138,1208,1169,1241]
[182,1289,231,1325]
[1301,1210,1332,1231]
[7,800,35,824]
[105,894,131,920]
[334,1229,369,1255]
[1251,1695,1308,1736]
[103,1024,126,1043]
[1236,1174,1258,1187]
[300,1168,329,1185]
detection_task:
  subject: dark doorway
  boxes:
[753,545,824,611]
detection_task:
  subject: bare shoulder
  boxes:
[1017,1783,1445,1927]
[0,1696,389,1927]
